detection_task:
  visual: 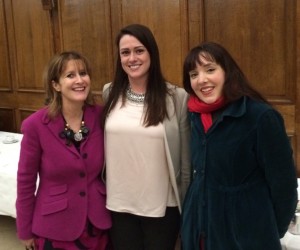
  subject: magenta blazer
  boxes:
[16,105,111,241]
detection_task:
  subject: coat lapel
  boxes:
[42,110,80,156]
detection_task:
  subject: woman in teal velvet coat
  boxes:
[181,42,298,250]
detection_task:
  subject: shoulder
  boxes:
[165,82,189,118]
[244,98,285,126]
[84,104,104,121]
[102,82,112,102]
[103,82,112,92]
[166,82,188,100]
[245,98,276,117]
[22,107,48,126]
[86,103,103,112]
[21,107,49,133]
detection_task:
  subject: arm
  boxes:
[177,88,191,202]
[16,116,41,240]
[257,109,298,237]
[102,82,112,103]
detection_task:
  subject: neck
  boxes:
[62,106,84,132]
[62,104,83,118]
[128,80,147,94]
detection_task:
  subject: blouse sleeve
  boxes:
[176,88,191,203]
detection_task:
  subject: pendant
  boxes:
[74,131,83,141]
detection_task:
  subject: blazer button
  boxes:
[82,153,88,159]
[79,172,86,178]
[79,191,86,197]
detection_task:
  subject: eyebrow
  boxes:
[63,68,86,76]
[120,46,145,51]
[199,62,217,67]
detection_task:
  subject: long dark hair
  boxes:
[183,41,269,104]
[102,24,170,127]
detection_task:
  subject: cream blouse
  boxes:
[105,99,177,217]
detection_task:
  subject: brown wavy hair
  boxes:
[44,51,95,119]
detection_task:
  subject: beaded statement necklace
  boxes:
[126,86,145,104]
[59,118,89,146]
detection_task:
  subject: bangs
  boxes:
[186,50,216,72]
[197,52,216,66]
[61,59,87,73]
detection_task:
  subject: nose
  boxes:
[128,51,137,61]
[75,74,84,83]
[197,72,207,84]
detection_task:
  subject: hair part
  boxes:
[183,41,269,104]
[44,51,95,119]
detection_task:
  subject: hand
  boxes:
[21,238,35,250]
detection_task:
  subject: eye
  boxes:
[120,50,130,56]
[207,68,215,73]
[189,71,198,79]
[79,71,87,76]
[66,73,75,78]
[136,48,145,54]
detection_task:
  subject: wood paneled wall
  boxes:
[0,0,299,175]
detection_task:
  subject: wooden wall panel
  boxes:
[296,0,300,176]
[202,0,295,103]
[12,0,54,91]
[58,0,114,100]
[0,0,12,90]
[0,0,54,132]
[188,0,204,49]
[0,108,15,132]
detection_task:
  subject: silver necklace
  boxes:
[126,86,145,104]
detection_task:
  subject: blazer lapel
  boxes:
[164,93,176,143]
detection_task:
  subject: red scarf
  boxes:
[188,95,226,133]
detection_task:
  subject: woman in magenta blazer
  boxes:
[16,51,111,250]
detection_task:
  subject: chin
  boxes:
[202,97,219,104]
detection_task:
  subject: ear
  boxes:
[52,80,61,92]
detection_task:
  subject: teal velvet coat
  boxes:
[181,97,298,250]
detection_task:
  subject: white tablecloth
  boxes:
[280,178,300,250]
[0,131,23,218]
[281,231,300,250]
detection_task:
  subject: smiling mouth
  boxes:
[73,87,86,91]
[201,86,214,94]
[129,65,141,70]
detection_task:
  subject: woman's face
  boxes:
[119,34,151,84]
[189,55,225,104]
[52,59,91,107]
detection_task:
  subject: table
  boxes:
[281,231,300,250]
[0,131,23,218]
[280,178,300,250]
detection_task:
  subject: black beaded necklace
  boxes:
[59,117,89,146]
